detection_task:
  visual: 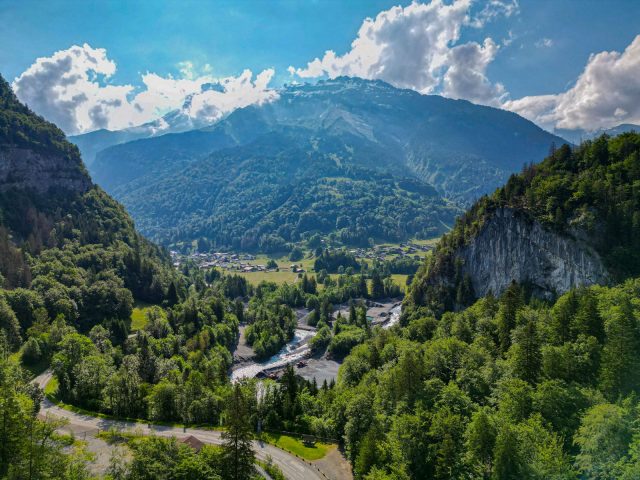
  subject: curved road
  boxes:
[35,371,348,480]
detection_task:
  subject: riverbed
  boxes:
[231,301,402,383]
[231,328,315,382]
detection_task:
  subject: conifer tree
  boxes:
[497,281,523,353]
[370,271,385,299]
[599,300,640,398]
[222,384,255,480]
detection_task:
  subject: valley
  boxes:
[171,239,436,289]
[2,16,640,478]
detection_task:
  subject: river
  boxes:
[383,304,402,329]
[231,328,315,382]
[231,304,402,382]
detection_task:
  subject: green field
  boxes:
[236,270,300,286]
[390,274,410,289]
[231,239,437,289]
[260,432,332,461]
[130,302,155,331]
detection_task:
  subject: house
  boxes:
[181,435,205,452]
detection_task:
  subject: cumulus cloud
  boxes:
[288,0,515,105]
[505,35,640,130]
[443,38,506,106]
[12,44,277,135]
[186,68,277,124]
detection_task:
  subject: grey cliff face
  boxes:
[0,147,91,194]
[458,208,609,299]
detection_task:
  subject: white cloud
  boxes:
[443,38,506,106]
[288,0,515,105]
[535,38,553,48]
[186,68,278,124]
[504,35,640,130]
[469,0,519,28]
[12,44,277,135]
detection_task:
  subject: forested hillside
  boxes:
[0,73,176,346]
[307,279,640,479]
[406,133,640,314]
[116,130,460,250]
[269,136,640,478]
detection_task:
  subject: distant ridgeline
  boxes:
[0,74,175,343]
[406,133,640,316]
[76,77,566,251]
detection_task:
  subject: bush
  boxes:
[309,326,331,354]
[328,326,366,358]
[21,336,43,364]
[289,247,304,262]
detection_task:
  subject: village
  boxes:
[170,241,433,274]
[170,250,309,273]
[346,241,433,262]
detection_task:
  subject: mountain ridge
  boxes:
[84,77,569,202]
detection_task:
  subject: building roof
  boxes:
[181,435,205,452]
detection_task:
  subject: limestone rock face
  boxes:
[0,147,91,194]
[457,208,609,298]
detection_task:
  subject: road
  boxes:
[34,371,347,480]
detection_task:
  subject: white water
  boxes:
[382,304,402,329]
[231,328,315,382]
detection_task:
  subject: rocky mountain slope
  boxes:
[0,147,91,194]
[406,133,640,315]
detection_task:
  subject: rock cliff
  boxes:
[0,147,91,194]
[455,208,609,299]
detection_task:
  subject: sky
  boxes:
[1,0,639,135]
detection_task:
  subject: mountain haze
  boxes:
[68,96,211,166]
[554,123,640,145]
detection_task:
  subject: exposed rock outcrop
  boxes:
[0,147,91,194]
[448,208,609,299]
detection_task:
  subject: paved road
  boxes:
[34,371,341,480]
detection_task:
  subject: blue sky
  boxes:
[2,0,639,134]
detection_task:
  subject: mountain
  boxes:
[84,77,565,250]
[116,129,462,250]
[68,106,204,167]
[0,73,175,339]
[405,133,640,315]
[68,83,247,166]
[554,123,640,145]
